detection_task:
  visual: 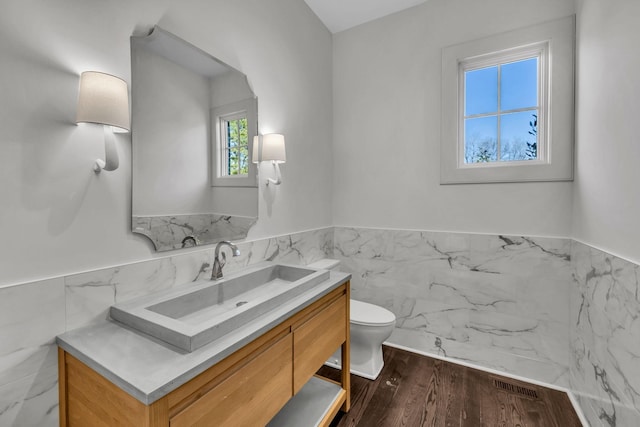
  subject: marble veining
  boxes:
[65,252,211,330]
[570,241,640,426]
[0,278,64,426]
[0,228,332,426]
[0,364,59,426]
[4,226,640,425]
[133,214,257,252]
[334,227,573,387]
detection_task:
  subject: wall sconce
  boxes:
[76,71,130,173]
[252,133,286,185]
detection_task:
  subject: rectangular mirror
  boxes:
[131,26,258,251]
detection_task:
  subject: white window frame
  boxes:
[211,98,258,187]
[219,111,250,177]
[459,43,547,167]
[441,16,575,184]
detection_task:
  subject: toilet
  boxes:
[307,259,396,380]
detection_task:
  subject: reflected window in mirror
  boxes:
[130,26,258,251]
[211,98,257,188]
[219,112,249,177]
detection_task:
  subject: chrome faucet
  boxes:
[211,241,240,280]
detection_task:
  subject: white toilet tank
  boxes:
[307,258,341,271]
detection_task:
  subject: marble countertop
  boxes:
[56,270,351,405]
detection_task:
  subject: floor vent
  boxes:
[493,379,539,399]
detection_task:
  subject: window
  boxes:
[441,16,575,184]
[462,46,544,165]
[211,98,258,187]
[219,113,249,177]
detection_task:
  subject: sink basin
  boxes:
[110,263,330,352]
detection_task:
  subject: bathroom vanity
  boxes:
[56,267,351,426]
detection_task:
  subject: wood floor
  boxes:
[317,346,581,427]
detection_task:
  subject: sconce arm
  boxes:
[266,161,282,186]
[94,126,119,173]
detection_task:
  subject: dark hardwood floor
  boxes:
[317,346,582,427]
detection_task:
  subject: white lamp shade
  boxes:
[255,133,286,163]
[76,71,130,132]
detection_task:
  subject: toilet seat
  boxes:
[350,299,396,326]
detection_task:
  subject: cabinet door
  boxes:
[293,296,346,393]
[170,333,293,427]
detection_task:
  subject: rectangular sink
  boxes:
[110,263,330,352]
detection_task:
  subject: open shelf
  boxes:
[268,376,345,427]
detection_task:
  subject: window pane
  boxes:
[465,66,498,116]
[500,58,538,111]
[464,116,497,163]
[227,120,239,149]
[222,117,249,176]
[239,146,248,174]
[500,110,538,161]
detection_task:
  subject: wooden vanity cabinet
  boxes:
[170,332,293,427]
[293,293,347,394]
[58,281,350,427]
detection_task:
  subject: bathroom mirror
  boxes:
[131,26,258,251]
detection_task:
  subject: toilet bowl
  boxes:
[307,259,396,380]
[333,299,396,379]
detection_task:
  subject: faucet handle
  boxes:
[218,252,227,269]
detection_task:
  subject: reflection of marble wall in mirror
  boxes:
[130,27,258,251]
[132,214,256,251]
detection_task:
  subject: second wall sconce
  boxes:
[252,133,286,185]
[76,71,130,173]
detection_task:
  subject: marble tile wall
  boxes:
[571,241,640,427]
[0,279,63,426]
[3,225,639,426]
[0,227,332,427]
[132,214,257,252]
[333,227,574,387]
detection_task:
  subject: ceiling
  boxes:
[304,0,427,34]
